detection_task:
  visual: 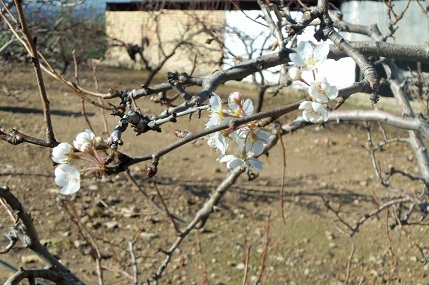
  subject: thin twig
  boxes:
[13,0,56,144]
[173,254,185,285]
[242,244,251,285]
[345,242,355,285]
[61,199,104,284]
[124,170,187,224]
[195,230,209,285]
[92,63,109,135]
[261,242,277,285]
[151,179,181,234]
[73,49,93,131]
[129,242,139,285]
[385,210,400,281]
[255,212,271,284]
[278,132,287,224]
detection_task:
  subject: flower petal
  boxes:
[209,93,222,111]
[227,158,244,169]
[327,86,338,100]
[299,101,312,110]
[242,99,254,116]
[60,181,81,195]
[289,53,305,67]
[248,158,263,170]
[300,41,314,60]
[257,131,269,143]
[252,140,265,156]
[219,155,236,163]
[52,142,73,163]
[313,42,330,64]
[54,164,81,195]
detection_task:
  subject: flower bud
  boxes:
[95,136,105,145]
[288,67,302,81]
[229,92,242,105]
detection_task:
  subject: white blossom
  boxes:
[219,142,263,171]
[206,93,231,128]
[299,101,329,123]
[54,164,81,195]
[73,129,95,153]
[289,41,329,71]
[52,142,74,164]
[219,154,263,171]
[237,128,269,156]
[207,132,232,159]
[308,77,338,103]
[228,92,254,117]
[228,91,242,110]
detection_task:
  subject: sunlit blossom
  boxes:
[219,142,263,170]
[54,164,81,195]
[228,91,242,108]
[206,93,232,128]
[289,41,329,71]
[219,153,263,171]
[52,142,74,164]
[207,132,232,159]
[73,129,95,153]
[299,101,329,123]
[228,94,254,117]
[308,77,338,103]
[237,128,269,156]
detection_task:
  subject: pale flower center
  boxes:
[305,56,317,67]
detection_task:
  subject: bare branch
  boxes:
[0,186,84,284]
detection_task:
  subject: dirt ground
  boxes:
[1,63,429,284]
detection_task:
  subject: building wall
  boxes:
[105,10,225,76]
[342,1,428,45]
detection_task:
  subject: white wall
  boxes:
[342,1,428,45]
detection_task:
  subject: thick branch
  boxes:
[5,268,77,285]
[329,42,429,64]
[0,186,84,284]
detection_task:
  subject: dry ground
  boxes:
[1,63,429,284]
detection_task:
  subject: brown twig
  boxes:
[73,49,94,132]
[242,244,251,285]
[255,212,271,284]
[124,170,187,224]
[100,224,125,269]
[61,199,104,285]
[345,242,355,285]
[151,179,182,234]
[0,196,18,223]
[173,254,185,285]
[195,230,209,285]
[322,195,410,237]
[13,0,56,144]
[416,244,429,264]
[92,63,110,135]
[189,54,198,76]
[278,132,287,224]
[262,241,277,285]
[385,210,400,281]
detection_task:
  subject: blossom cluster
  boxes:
[52,129,104,195]
[206,92,269,171]
[288,41,338,123]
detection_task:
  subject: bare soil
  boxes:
[1,63,428,284]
